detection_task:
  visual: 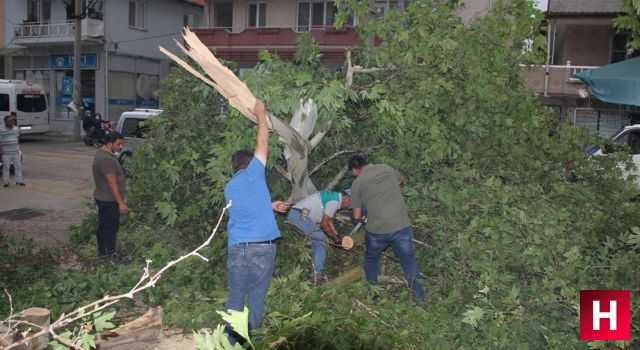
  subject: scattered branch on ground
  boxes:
[1,203,231,350]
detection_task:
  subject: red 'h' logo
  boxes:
[580,290,630,341]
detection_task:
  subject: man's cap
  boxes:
[344,188,352,196]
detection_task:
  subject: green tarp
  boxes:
[574,57,640,107]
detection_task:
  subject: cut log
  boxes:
[96,307,162,350]
[341,229,365,250]
[330,267,364,286]
[19,307,50,350]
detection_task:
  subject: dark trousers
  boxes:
[96,199,120,257]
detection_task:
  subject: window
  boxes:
[0,94,9,112]
[248,2,267,27]
[375,0,403,17]
[214,2,233,28]
[128,1,146,29]
[610,33,640,63]
[17,94,47,113]
[183,13,199,28]
[297,1,355,32]
[121,118,148,138]
[26,0,51,22]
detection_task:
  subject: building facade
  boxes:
[196,0,407,68]
[523,0,640,135]
[1,0,203,134]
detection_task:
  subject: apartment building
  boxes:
[196,0,407,69]
[0,0,203,134]
[523,0,640,135]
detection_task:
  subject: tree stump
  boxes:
[19,307,50,350]
[96,307,162,350]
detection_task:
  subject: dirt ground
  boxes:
[0,134,195,349]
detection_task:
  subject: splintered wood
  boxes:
[159,28,273,129]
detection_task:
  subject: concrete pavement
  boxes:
[0,134,96,246]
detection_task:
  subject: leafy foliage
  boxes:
[614,0,640,54]
[3,1,640,349]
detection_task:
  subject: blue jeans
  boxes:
[226,243,276,333]
[364,227,425,303]
[287,209,328,276]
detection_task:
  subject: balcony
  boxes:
[14,18,104,46]
[522,63,598,96]
[194,26,358,64]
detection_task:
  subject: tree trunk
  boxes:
[96,307,162,350]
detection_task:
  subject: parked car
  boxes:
[114,109,161,174]
[590,124,640,190]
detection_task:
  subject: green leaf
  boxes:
[93,310,116,332]
[462,306,485,328]
[216,307,252,348]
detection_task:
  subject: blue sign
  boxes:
[62,76,73,95]
[56,96,95,104]
[108,99,136,106]
[49,53,99,70]
[137,99,159,108]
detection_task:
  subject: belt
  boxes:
[235,239,279,246]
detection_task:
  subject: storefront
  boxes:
[9,48,165,134]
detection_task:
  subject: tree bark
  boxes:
[96,308,162,350]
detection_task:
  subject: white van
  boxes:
[0,79,49,134]
[115,108,162,157]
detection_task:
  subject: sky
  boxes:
[534,0,549,11]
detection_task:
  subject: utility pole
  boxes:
[72,0,82,141]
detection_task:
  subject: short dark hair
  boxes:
[101,131,124,145]
[232,150,254,173]
[4,115,12,123]
[348,155,369,170]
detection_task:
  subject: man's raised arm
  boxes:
[252,100,268,165]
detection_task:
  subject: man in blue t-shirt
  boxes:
[223,100,289,342]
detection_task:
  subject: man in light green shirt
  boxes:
[349,155,425,304]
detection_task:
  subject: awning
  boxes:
[574,57,640,107]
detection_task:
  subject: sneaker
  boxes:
[16,182,25,186]
[3,183,7,188]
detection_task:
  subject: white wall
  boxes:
[106,0,203,60]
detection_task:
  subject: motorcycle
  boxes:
[83,121,114,147]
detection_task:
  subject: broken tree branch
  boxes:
[352,299,390,327]
[324,165,350,190]
[309,150,354,176]
[345,51,395,86]
[3,203,231,350]
[309,121,332,149]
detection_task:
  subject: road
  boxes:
[0,135,96,246]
